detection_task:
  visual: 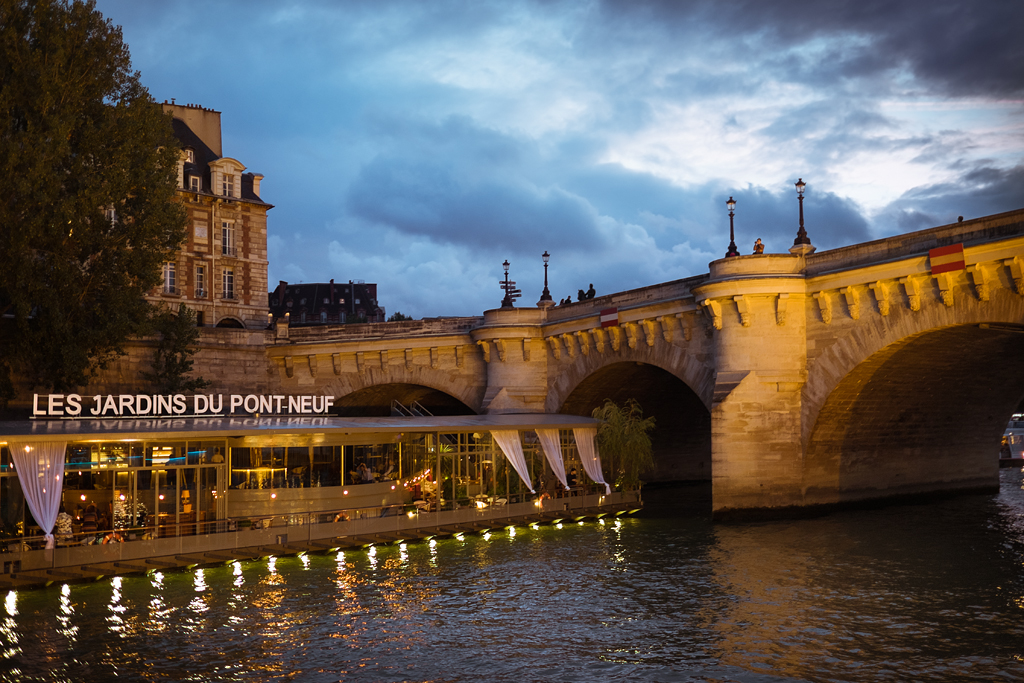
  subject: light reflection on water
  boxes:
[2,470,1024,682]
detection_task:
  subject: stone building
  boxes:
[151,102,272,329]
[269,280,386,325]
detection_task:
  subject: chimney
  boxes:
[251,173,263,198]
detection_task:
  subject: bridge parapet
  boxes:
[804,209,1024,276]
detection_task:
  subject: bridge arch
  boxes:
[556,359,713,484]
[545,337,714,414]
[802,289,1024,505]
[330,382,477,417]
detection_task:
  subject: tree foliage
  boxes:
[142,303,210,394]
[0,0,186,400]
[388,311,412,322]
[592,398,656,490]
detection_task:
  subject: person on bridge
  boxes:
[753,238,764,254]
[586,284,595,299]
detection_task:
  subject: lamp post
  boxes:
[789,178,816,255]
[725,197,739,257]
[538,251,554,307]
[793,178,809,246]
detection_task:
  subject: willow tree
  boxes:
[0,0,186,401]
[592,398,656,490]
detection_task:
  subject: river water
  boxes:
[3,469,1024,682]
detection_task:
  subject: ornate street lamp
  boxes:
[789,178,815,255]
[725,197,739,257]
[538,251,554,307]
[793,178,809,246]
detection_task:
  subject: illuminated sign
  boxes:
[32,393,336,418]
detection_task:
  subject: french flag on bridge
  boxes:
[600,308,619,327]
[929,243,966,274]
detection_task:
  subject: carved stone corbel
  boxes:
[1004,256,1024,295]
[477,340,491,363]
[592,328,607,353]
[522,338,531,362]
[969,264,990,302]
[355,352,364,373]
[455,345,464,368]
[575,330,591,356]
[869,281,890,316]
[678,313,692,341]
[561,333,577,358]
[701,299,723,331]
[642,319,659,345]
[494,339,507,362]
[656,316,674,343]
[813,291,832,324]
[840,286,860,320]
[776,293,788,326]
[332,352,342,375]
[900,276,921,311]
[546,336,562,360]
[609,326,623,351]
[379,350,388,370]
[733,295,751,327]
[623,322,639,349]
[283,355,294,379]
[307,354,318,377]
[430,347,439,369]
[405,348,414,370]
[933,272,955,307]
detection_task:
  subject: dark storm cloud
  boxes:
[877,164,1024,232]
[347,156,605,252]
[597,0,1024,98]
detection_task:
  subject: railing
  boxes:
[1,484,630,555]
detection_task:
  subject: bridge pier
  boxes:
[696,255,812,515]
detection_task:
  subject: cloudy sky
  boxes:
[96,0,1024,318]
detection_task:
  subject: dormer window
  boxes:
[190,176,200,192]
[184,148,195,163]
[222,173,234,197]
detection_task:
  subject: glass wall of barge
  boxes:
[0,431,589,548]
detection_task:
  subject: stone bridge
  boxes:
[96,208,1024,516]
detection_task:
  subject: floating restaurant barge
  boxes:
[0,413,639,589]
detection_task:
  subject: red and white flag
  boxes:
[929,243,965,274]
[600,308,618,327]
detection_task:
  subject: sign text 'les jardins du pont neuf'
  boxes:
[32,393,336,418]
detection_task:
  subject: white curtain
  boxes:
[573,428,610,494]
[9,441,67,549]
[535,429,569,491]
[491,430,535,493]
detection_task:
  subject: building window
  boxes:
[221,222,236,257]
[162,262,176,294]
[222,173,234,198]
[222,269,234,300]
[195,266,206,298]
[190,176,200,192]
[185,148,195,163]
[320,310,327,323]
[355,298,361,305]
